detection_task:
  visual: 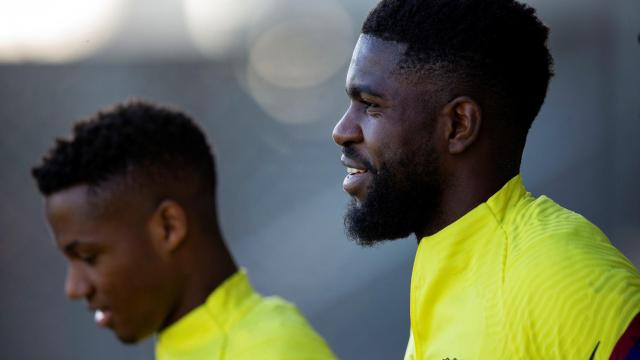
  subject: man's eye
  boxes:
[361,100,376,108]
[361,101,383,118]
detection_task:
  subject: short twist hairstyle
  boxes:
[32,100,216,197]
[363,0,554,150]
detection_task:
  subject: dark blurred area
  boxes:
[0,0,638,359]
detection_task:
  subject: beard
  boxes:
[344,145,442,246]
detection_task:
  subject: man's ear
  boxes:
[440,96,482,154]
[148,199,188,257]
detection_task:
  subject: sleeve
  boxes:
[225,297,337,360]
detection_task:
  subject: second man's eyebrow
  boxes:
[63,240,79,254]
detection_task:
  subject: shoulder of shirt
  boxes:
[500,193,640,358]
[237,294,307,326]
[225,294,337,359]
[503,193,634,274]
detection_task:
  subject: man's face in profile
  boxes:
[333,35,444,245]
[45,184,175,343]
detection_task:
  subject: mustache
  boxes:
[342,146,376,174]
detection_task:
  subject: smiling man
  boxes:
[32,101,335,359]
[333,0,640,359]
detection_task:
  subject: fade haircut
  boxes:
[32,100,216,201]
[362,0,554,153]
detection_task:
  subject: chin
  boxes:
[115,330,149,345]
[116,335,140,345]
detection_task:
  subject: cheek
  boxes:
[99,242,163,295]
[100,254,171,336]
[363,125,415,167]
[361,122,395,159]
[393,115,438,154]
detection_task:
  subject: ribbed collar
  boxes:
[156,269,257,353]
[417,174,527,249]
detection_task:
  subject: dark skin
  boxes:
[333,34,518,240]
[45,178,236,343]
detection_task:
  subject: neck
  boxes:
[415,168,517,241]
[161,228,237,331]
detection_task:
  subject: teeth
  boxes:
[347,167,366,175]
[94,310,105,323]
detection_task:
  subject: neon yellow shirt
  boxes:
[156,270,336,360]
[404,175,640,359]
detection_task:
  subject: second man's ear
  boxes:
[148,199,188,257]
[440,96,482,154]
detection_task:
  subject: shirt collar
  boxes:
[156,269,258,352]
[418,174,527,248]
[484,174,528,225]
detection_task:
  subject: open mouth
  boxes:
[341,156,372,198]
[347,167,368,175]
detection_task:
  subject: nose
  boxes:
[332,104,363,146]
[65,264,93,300]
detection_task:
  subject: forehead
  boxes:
[347,35,408,89]
[45,176,154,221]
[45,185,104,247]
[45,183,147,245]
[349,34,407,75]
[45,185,100,226]
[349,34,408,72]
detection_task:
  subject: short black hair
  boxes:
[32,100,216,198]
[362,0,554,152]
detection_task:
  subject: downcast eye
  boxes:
[79,253,97,265]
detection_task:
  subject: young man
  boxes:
[332,0,640,358]
[32,101,335,359]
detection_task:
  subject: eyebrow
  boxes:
[345,84,386,100]
[63,240,79,255]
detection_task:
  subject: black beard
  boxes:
[344,152,442,246]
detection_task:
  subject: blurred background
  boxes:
[0,0,638,358]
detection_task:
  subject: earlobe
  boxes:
[149,200,188,256]
[443,96,482,154]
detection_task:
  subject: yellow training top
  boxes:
[156,270,336,360]
[404,175,640,359]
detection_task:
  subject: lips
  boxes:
[341,155,371,198]
[347,167,367,175]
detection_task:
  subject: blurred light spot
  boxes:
[0,0,125,63]
[184,0,277,59]
[245,65,327,125]
[248,1,353,89]
[244,0,353,124]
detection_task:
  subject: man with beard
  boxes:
[332,0,640,359]
[32,100,336,359]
